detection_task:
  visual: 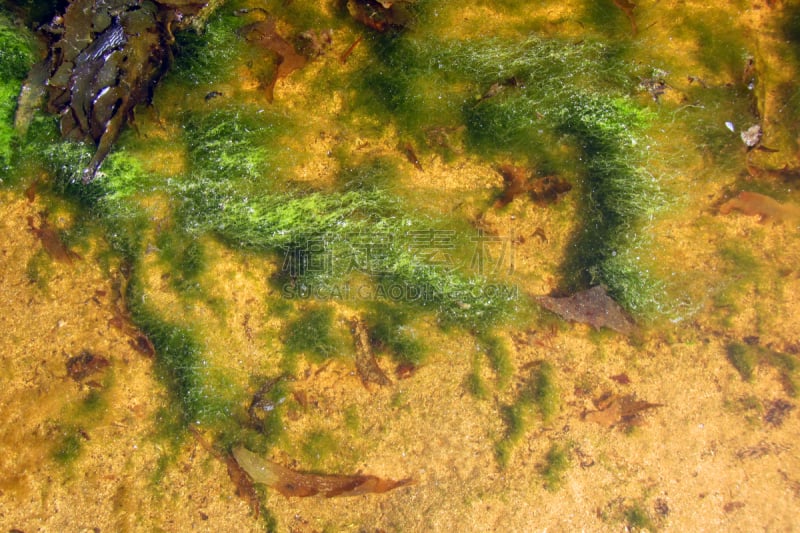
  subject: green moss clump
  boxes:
[284,306,341,363]
[366,303,425,364]
[169,2,251,87]
[477,333,512,389]
[301,429,339,469]
[181,107,290,194]
[52,426,83,464]
[624,502,656,532]
[496,361,560,467]
[532,361,560,423]
[127,277,239,430]
[495,401,529,468]
[0,11,36,172]
[726,342,757,382]
[25,249,53,291]
[540,443,570,492]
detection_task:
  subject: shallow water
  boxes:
[1,0,799,531]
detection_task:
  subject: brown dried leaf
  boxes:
[536,285,636,335]
[584,393,663,429]
[233,447,413,498]
[352,318,391,389]
[719,191,800,224]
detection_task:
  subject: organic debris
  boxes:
[241,19,308,101]
[399,142,423,171]
[297,29,333,58]
[248,378,287,433]
[610,373,631,385]
[764,399,794,427]
[351,318,391,389]
[347,0,410,32]
[27,215,81,263]
[583,393,663,429]
[339,35,363,64]
[719,191,800,224]
[639,77,667,102]
[191,428,260,518]
[66,350,110,381]
[233,446,413,498]
[395,362,418,379]
[494,164,571,208]
[536,286,635,335]
[612,0,638,36]
[40,0,206,182]
[740,124,763,148]
[477,77,522,103]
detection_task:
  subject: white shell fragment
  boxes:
[740,124,762,147]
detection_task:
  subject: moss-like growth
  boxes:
[540,443,570,492]
[355,32,664,316]
[365,303,425,364]
[301,429,339,469]
[169,2,252,87]
[725,342,798,396]
[725,342,756,382]
[532,361,560,423]
[25,249,53,291]
[496,361,560,467]
[624,502,656,532]
[52,426,83,464]
[284,306,341,363]
[477,332,512,389]
[0,10,36,172]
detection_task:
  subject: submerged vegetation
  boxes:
[7,0,794,528]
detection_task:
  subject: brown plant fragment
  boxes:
[27,215,81,264]
[347,0,410,32]
[66,350,110,381]
[613,0,638,36]
[395,362,418,380]
[339,35,363,64]
[584,393,663,429]
[724,501,746,513]
[764,398,794,427]
[494,165,571,208]
[536,285,635,335]
[241,20,308,102]
[351,318,391,389]
[719,191,800,224]
[248,378,286,433]
[233,447,413,498]
[399,142,423,171]
[191,428,260,518]
[610,373,631,385]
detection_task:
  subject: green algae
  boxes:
[496,361,560,467]
[284,306,342,363]
[540,442,571,492]
[0,10,36,173]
